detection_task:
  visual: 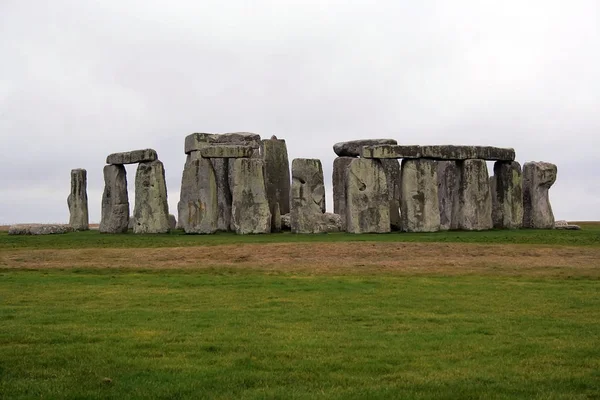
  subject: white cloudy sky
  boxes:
[1,0,598,224]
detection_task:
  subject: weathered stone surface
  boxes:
[400,159,440,232]
[178,157,218,234]
[133,161,170,234]
[67,168,89,231]
[362,145,515,161]
[8,224,73,235]
[168,214,177,230]
[523,162,557,229]
[230,158,271,234]
[281,213,291,230]
[184,132,261,154]
[381,159,401,231]
[99,164,129,233]
[437,161,459,231]
[271,202,282,233]
[332,157,354,230]
[346,158,390,233]
[322,213,343,232]
[106,149,157,165]
[199,145,254,158]
[491,161,523,229]
[262,138,291,230]
[208,158,233,231]
[554,220,581,230]
[452,159,493,231]
[333,139,397,157]
[291,159,327,233]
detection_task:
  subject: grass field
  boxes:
[1,225,599,399]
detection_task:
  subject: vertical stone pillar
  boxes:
[346,158,390,233]
[133,160,170,234]
[67,168,89,231]
[230,158,271,234]
[452,159,493,231]
[291,158,327,233]
[178,156,218,234]
[262,137,291,231]
[209,158,233,231]
[99,165,129,233]
[492,161,523,229]
[522,161,557,229]
[400,159,440,232]
[332,156,354,230]
[437,161,459,231]
[381,159,402,231]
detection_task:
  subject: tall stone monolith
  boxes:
[262,137,291,231]
[99,164,129,233]
[437,161,459,230]
[492,161,523,229]
[291,158,327,233]
[381,159,401,231]
[346,158,390,233]
[332,157,354,230]
[178,157,218,234]
[400,159,440,232]
[230,158,271,234]
[209,157,232,231]
[67,168,89,231]
[452,159,493,231]
[133,160,170,234]
[523,161,557,229]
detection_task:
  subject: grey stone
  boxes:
[452,159,493,231]
[332,157,354,230]
[106,149,157,165]
[400,159,440,232]
[67,168,89,231]
[272,202,282,233]
[381,159,401,231]
[199,145,255,158]
[491,161,523,229]
[346,158,390,233]
[230,158,271,234]
[322,212,343,232]
[281,213,291,230]
[523,162,557,229]
[184,132,261,154]
[8,224,73,235]
[178,157,218,234]
[262,138,291,230]
[168,214,177,230]
[207,158,233,232]
[291,159,327,233]
[362,145,516,161]
[133,160,170,234]
[437,161,459,231]
[554,220,581,230]
[99,164,129,233]
[333,138,397,157]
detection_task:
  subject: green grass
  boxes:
[1,269,599,399]
[1,223,599,250]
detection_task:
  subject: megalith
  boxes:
[437,161,459,231]
[381,159,401,231]
[67,168,89,231]
[332,157,354,230]
[346,158,390,233]
[452,159,493,231]
[400,159,440,232]
[333,139,397,157]
[99,164,129,233]
[522,161,557,229]
[178,157,218,234]
[262,137,291,231]
[491,161,523,229]
[209,157,232,231]
[291,158,327,233]
[133,160,170,234]
[230,158,271,234]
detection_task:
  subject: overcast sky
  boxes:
[1,0,598,224]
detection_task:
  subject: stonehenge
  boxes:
[82,134,558,236]
[67,168,89,231]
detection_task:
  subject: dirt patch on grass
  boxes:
[1,242,599,277]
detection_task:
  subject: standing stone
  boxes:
[492,161,523,229]
[99,165,129,233]
[332,157,354,230]
[272,202,282,233]
[346,158,390,233]
[523,161,557,229]
[178,157,218,234]
[67,169,89,231]
[168,214,177,230]
[230,158,271,234]
[262,138,291,231]
[400,159,440,232]
[381,159,401,231]
[437,161,460,230]
[209,158,232,231]
[291,159,327,233]
[133,160,170,234]
[452,159,493,231]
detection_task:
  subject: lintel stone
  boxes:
[106,149,157,165]
[362,145,515,161]
[199,145,254,158]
